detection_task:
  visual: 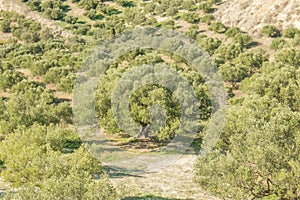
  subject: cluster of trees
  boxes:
[193,23,299,200]
[196,95,300,199]
[0,13,117,200]
[0,124,116,199]
[195,48,300,199]
[0,80,72,135]
[1,0,299,199]
[142,0,218,19]
[0,11,41,42]
[0,62,25,90]
[95,50,211,141]
[219,50,267,87]
[196,34,222,55]
[0,11,84,93]
[23,0,67,20]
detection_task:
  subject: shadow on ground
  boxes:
[122,195,188,200]
[104,166,145,178]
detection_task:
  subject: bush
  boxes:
[4,80,72,129]
[57,73,76,93]
[270,38,287,50]
[182,0,195,10]
[157,20,175,29]
[0,125,117,199]
[78,0,97,10]
[197,37,221,55]
[181,12,200,23]
[209,21,227,33]
[195,97,300,199]
[41,0,66,20]
[0,19,11,33]
[165,7,179,17]
[213,43,243,65]
[275,48,300,67]
[261,25,280,37]
[4,175,117,200]
[43,66,73,84]
[143,2,156,13]
[26,0,41,11]
[225,27,243,38]
[116,0,135,7]
[283,26,300,38]
[200,14,215,25]
[233,33,252,47]
[0,62,25,90]
[198,2,214,13]
[219,61,250,87]
[63,15,78,24]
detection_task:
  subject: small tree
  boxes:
[0,19,11,33]
[270,38,287,51]
[219,61,250,87]
[261,25,280,37]
[195,96,300,199]
[283,26,300,38]
[225,27,243,38]
[233,33,252,48]
[209,21,227,33]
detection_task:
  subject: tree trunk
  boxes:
[136,124,149,138]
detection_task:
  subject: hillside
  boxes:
[215,0,300,34]
[0,0,299,199]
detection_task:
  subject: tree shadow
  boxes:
[120,1,135,8]
[122,195,187,200]
[54,98,71,104]
[246,41,261,48]
[104,166,145,178]
[62,5,71,12]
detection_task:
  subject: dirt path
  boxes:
[107,154,219,199]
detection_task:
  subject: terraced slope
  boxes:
[215,0,300,34]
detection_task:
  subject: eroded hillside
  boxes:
[215,0,300,34]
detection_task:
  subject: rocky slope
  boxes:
[215,0,300,34]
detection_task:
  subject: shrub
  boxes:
[213,43,243,65]
[200,14,215,25]
[197,37,221,55]
[0,62,25,90]
[0,19,11,33]
[63,15,78,24]
[26,0,41,11]
[209,21,227,33]
[233,33,252,47]
[261,25,280,37]
[270,38,287,50]
[78,0,97,10]
[283,26,300,38]
[0,125,117,199]
[182,0,195,10]
[219,61,251,87]
[181,12,200,23]
[116,0,135,7]
[41,0,66,20]
[165,7,179,17]
[198,2,214,13]
[225,27,243,38]
[195,96,300,199]
[275,48,300,67]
